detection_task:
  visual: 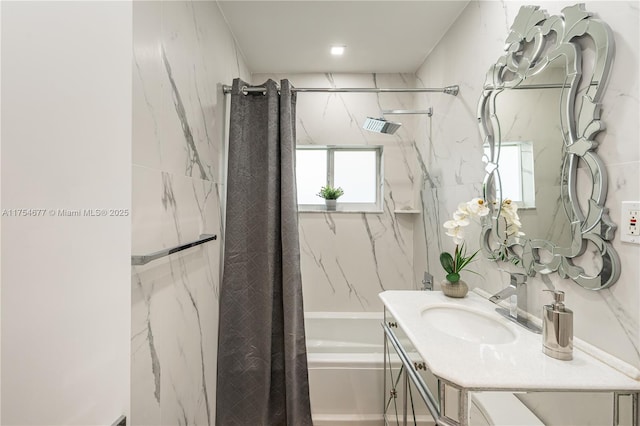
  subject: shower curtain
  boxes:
[216,79,312,426]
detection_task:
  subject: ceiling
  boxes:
[216,1,470,74]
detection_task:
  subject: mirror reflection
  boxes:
[478,4,620,289]
[492,64,573,248]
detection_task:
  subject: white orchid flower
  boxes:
[467,198,490,217]
[498,199,524,238]
[453,204,470,221]
[457,202,471,214]
[501,199,518,216]
[443,220,466,245]
[443,197,493,245]
[452,211,470,226]
[503,198,518,210]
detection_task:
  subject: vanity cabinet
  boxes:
[380,291,640,426]
[383,309,468,426]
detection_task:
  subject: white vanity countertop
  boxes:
[379,290,640,391]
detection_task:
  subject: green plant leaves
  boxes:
[317,185,344,200]
[455,243,479,271]
[439,252,454,273]
[446,272,460,283]
[440,243,480,282]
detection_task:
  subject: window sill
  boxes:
[298,206,383,214]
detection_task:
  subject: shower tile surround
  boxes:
[252,73,421,312]
[131,2,250,424]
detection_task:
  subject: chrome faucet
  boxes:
[421,272,433,291]
[489,272,527,320]
[489,272,541,333]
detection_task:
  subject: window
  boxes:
[484,141,535,208]
[295,146,383,212]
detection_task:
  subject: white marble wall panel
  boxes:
[132,2,249,424]
[132,167,220,426]
[413,0,640,373]
[253,73,420,312]
[134,1,249,183]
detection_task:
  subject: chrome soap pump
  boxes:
[542,290,573,360]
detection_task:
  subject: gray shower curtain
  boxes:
[216,79,312,426]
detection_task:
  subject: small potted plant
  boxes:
[439,244,479,298]
[440,198,489,297]
[317,185,344,211]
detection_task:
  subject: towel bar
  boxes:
[131,234,217,266]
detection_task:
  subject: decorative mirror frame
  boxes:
[477,4,620,289]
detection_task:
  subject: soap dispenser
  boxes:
[542,290,573,360]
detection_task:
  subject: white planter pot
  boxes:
[325,199,337,211]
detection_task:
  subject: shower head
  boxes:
[362,117,402,135]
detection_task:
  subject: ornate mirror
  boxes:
[478,4,620,289]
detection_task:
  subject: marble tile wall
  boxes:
[413,0,640,373]
[253,73,421,312]
[131,2,249,424]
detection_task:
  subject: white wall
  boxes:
[413,1,639,422]
[1,3,3,421]
[131,2,250,424]
[1,2,132,425]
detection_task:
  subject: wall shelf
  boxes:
[394,209,421,214]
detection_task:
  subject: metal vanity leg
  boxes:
[438,381,447,424]
[613,392,639,426]
[403,371,408,426]
[459,389,469,426]
[614,392,625,426]
[383,329,388,423]
[438,380,467,426]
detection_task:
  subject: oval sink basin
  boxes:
[421,305,516,344]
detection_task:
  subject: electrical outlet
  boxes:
[631,210,640,236]
[621,201,640,244]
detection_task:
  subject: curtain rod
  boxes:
[222,84,459,96]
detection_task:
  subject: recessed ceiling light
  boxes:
[330,45,345,56]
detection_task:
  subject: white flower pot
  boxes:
[325,199,337,211]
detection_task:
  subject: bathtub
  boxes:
[305,312,386,426]
[304,311,543,426]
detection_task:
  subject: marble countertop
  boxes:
[379,290,640,391]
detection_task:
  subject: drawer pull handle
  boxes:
[414,362,426,370]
